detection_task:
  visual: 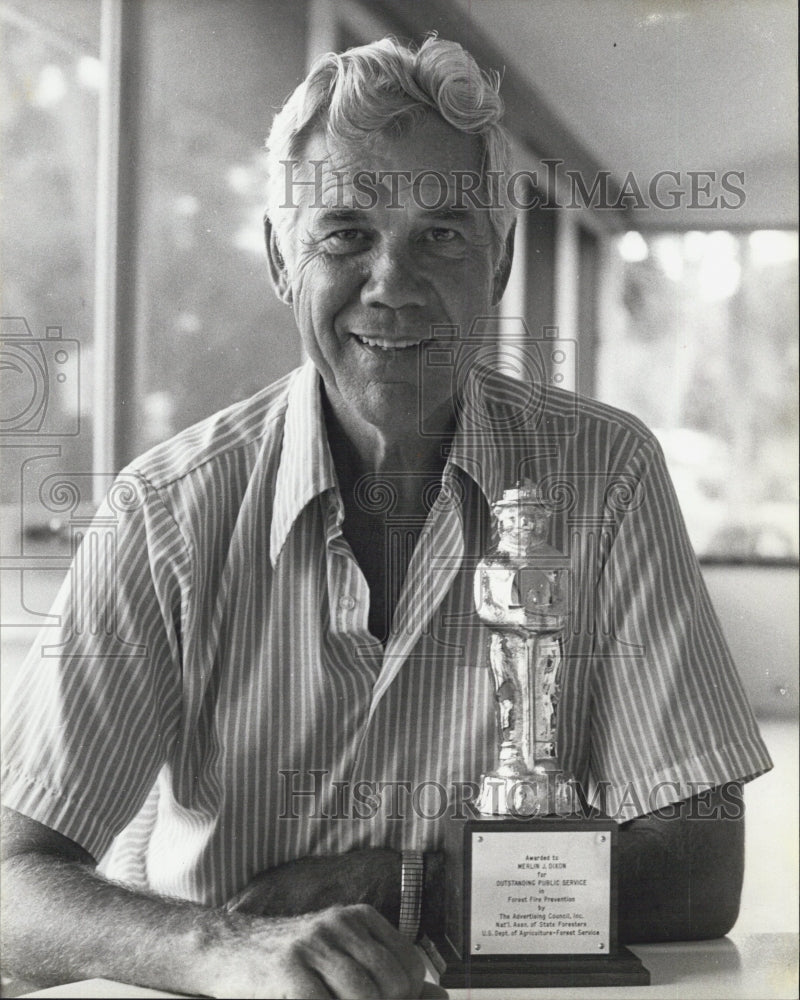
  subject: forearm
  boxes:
[2,849,425,998]
[226,847,444,937]
[226,847,402,923]
[617,784,745,942]
[1,850,240,994]
[618,811,693,942]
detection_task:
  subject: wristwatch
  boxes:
[398,849,424,940]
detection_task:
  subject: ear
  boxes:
[264,212,293,305]
[491,220,516,305]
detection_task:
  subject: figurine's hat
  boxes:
[492,480,551,512]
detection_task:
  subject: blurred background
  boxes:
[1,0,797,946]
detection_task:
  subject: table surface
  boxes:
[18,932,799,1000]
[445,933,799,1000]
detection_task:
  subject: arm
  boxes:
[225,848,444,932]
[617,783,744,942]
[225,848,403,923]
[1,808,425,999]
[228,781,743,949]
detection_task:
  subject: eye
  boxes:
[419,227,466,255]
[329,229,361,241]
[424,227,458,243]
[322,229,370,254]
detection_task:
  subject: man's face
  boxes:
[271,113,507,435]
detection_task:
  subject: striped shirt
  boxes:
[1,358,772,906]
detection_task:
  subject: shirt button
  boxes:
[339,595,356,611]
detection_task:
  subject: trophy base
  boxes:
[438,808,650,989]
[437,942,650,988]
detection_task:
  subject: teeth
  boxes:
[356,335,420,350]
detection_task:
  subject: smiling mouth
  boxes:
[354,334,425,350]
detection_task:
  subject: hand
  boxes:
[200,903,425,999]
[226,849,401,925]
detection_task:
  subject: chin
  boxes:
[360,387,420,428]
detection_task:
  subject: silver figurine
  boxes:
[475,482,576,816]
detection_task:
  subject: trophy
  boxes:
[437,483,649,988]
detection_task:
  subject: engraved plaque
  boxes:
[469,829,611,955]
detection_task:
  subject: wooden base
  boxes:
[438,809,650,988]
[438,941,651,988]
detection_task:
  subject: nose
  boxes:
[360,242,427,310]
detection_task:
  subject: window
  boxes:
[0,0,308,688]
[598,229,799,562]
[1,1,101,498]
[1,2,102,690]
[127,0,306,458]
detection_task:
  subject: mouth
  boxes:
[353,334,426,351]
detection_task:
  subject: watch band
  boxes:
[398,849,424,940]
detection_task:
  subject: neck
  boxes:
[322,390,454,498]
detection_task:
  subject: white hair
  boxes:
[265,35,514,265]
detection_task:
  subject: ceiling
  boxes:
[381,0,798,229]
[10,0,798,229]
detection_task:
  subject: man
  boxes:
[1,36,771,999]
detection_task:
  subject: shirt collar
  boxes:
[270,362,554,563]
[270,359,339,565]
[447,369,551,507]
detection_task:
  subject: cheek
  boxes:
[291,268,330,323]
[290,268,357,360]
[293,257,362,314]
[440,258,495,307]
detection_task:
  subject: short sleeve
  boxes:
[588,434,773,821]
[1,472,190,860]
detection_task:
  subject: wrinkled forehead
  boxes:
[281,115,488,214]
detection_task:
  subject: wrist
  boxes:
[182,905,253,996]
[340,848,401,923]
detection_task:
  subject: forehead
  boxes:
[292,112,485,211]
